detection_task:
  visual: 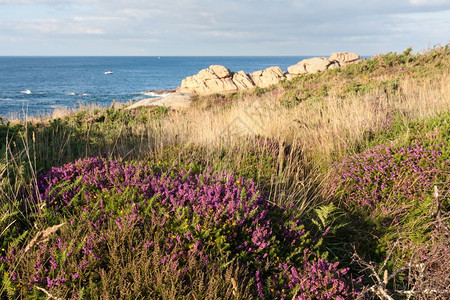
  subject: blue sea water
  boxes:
[0,56,308,118]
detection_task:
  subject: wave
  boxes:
[141,91,170,98]
[20,90,48,96]
[65,92,89,97]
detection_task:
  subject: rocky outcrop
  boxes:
[249,66,285,88]
[287,52,360,75]
[288,57,337,75]
[179,52,361,95]
[206,65,231,78]
[179,65,286,94]
[232,71,255,89]
[329,52,361,67]
[180,65,238,94]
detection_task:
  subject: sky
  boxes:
[0,0,449,56]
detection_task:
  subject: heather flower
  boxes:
[2,157,358,298]
[338,143,442,214]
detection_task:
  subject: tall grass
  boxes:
[1,46,449,298]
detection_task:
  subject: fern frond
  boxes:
[2,271,14,297]
[312,203,348,232]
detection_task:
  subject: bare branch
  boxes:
[35,286,63,300]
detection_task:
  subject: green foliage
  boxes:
[280,80,329,107]
[183,45,449,110]
[0,46,448,298]
[153,138,280,186]
[3,159,350,298]
[402,46,413,56]
[344,81,369,95]
[253,86,268,97]
[0,106,173,174]
[311,203,347,233]
[364,111,450,161]
[2,271,14,297]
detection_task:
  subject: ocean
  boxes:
[0,56,308,118]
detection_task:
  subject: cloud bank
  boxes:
[0,0,449,55]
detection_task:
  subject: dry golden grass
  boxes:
[145,72,449,165]
[2,50,448,213]
[1,48,449,299]
[111,70,447,211]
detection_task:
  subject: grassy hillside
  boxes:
[1,46,449,299]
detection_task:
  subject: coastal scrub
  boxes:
[2,158,357,299]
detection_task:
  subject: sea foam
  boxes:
[141,91,170,98]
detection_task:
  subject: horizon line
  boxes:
[0,54,371,58]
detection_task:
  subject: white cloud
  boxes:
[0,0,450,55]
[5,18,108,36]
[72,16,123,22]
[410,0,450,5]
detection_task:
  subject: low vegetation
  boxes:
[1,45,449,299]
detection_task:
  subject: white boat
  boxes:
[20,89,31,94]
[104,70,113,75]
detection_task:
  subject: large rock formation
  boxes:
[180,65,238,94]
[179,65,287,94]
[329,52,361,67]
[288,57,336,75]
[249,66,285,88]
[232,71,255,89]
[178,52,361,95]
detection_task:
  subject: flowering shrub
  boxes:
[2,158,356,298]
[282,256,352,300]
[338,143,442,214]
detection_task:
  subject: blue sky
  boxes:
[0,0,449,56]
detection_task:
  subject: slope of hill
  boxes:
[1,45,449,299]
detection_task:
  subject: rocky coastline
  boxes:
[177,52,360,95]
[131,52,361,109]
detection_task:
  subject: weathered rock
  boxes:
[329,52,361,67]
[287,64,305,75]
[180,65,237,94]
[327,61,340,69]
[181,76,208,94]
[180,65,286,94]
[196,65,232,80]
[179,52,361,95]
[285,74,296,81]
[232,71,255,89]
[210,65,232,78]
[250,66,286,88]
[196,68,218,80]
[205,77,238,93]
[287,57,332,75]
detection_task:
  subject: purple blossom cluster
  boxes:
[4,157,357,298]
[338,143,442,214]
[282,253,352,300]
